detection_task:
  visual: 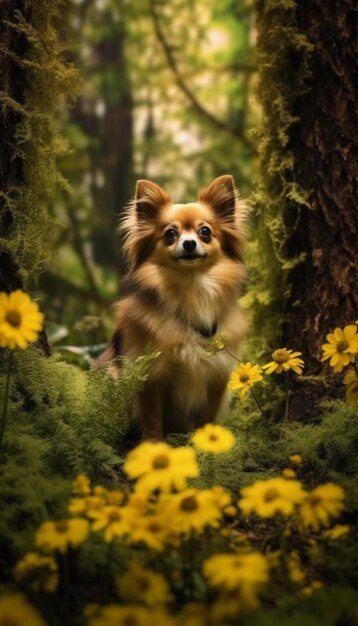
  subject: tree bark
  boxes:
[284,0,358,371]
[0,0,28,293]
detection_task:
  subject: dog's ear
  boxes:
[135,180,171,221]
[198,175,237,221]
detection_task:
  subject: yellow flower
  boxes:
[68,495,106,516]
[35,518,89,553]
[227,362,263,398]
[127,514,172,551]
[123,442,199,493]
[72,474,91,495]
[211,593,241,622]
[191,424,235,453]
[321,325,358,372]
[89,505,134,542]
[263,348,304,375]
[288,551,306,583]
[289,454,302,464]
[203,552,269,606]
[238,477,306,518]
[343,369,358,408]
[210,485,232,510]
[0,290,44,349]
[14,552,59,592]
[117,562,173,606]
[299,483,345,530]
[322,524,349,540]
[282,468,296,479]
[87,604,149,626]
[0,594,47,626]
[159,488,223,534]
[205,332,228,356]
[301,580,323,596]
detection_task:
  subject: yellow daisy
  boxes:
[191,423,235,453]
[87,604,149,626]
[117,562,173,606]
[238,477,306,518]
[227,362,263,398]
[282,468,296,479]
[203,552,269,606]
[289,454,303,464]
[159,488,222,534]
[343,369,358,408]
[322,524,349,540]
[123,442,199,493]
[288,550,306,583]
[263,348,304,375]
[0,290,44,349]
[127,514,172,551]
[0,594,47,626]
[321,325,358,372]
[72,474,91,495]
[14,552,59,593]
[299,483,345,530]
[68,495,106,516]
[35,518,89,553]
[89,505,133,542]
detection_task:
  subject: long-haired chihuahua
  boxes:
[97,175,247,440]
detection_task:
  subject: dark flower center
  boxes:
[239,374,249,383]
[108,510,121,522]
[336,340,349,352]
[180,496,198,512]
[123,616,139,626]
[138,576,151,591]
[209,434,218,441]
[264,488,279,503]
[308,495,321,506]
[152,454,170,469]
[55,520,69,533]
[273,349,289,363]
[5,310,21,327]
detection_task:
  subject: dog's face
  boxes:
[122,175,245,271]
[153,202,222,271]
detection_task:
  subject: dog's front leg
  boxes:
[194,378,228,428]
[135,381,164,441]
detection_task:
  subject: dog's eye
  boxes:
[164,228,177,243]
[199,226,212,240]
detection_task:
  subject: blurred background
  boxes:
[37,0,259,361]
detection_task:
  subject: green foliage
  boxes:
[0,347,153,561]
[0,0,79,286]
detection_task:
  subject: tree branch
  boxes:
[149,0,256,154]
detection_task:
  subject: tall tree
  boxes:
[252,0,357,380]
[0,0,78,350]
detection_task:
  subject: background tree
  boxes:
[0,0,78,352]
[251,0,357,385]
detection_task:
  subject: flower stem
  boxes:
[250,387,264,415]
[283,370,290,421]
[0,350,14,463]
[224,347,240,363]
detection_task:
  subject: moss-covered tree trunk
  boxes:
[285,0,358,370]
[0,0,78,352]
[0,0,28,292]
[253,0,357,381]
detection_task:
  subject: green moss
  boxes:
[0,0,79,286]
[0,346,154,559]
[245,0,313,360]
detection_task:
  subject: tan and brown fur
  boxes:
[97,175,247,440]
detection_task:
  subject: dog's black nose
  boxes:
[183,239,197,252]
